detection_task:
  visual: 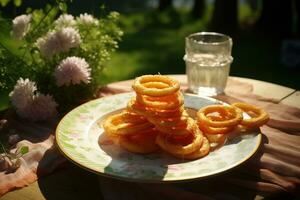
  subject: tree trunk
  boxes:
[192,0,205,19]
[211,0,238,33]
[296,0,300,36]
[158,0,172,11]
[257,0,293,38]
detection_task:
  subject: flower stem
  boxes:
[21,4,56,59]
[0,42,30,68]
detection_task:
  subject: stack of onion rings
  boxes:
[130,75,209,159]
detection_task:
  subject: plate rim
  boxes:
[55,92,262,183]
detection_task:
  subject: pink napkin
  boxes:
[0,112,66,196]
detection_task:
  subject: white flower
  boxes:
[11,14,31,39]
[9,78,58,121]
[36,27,81,58]
[9,78,36,111]
[54,14,76,28]
[77,13,98,26]
[54,56,91,86]
[24,94,58,121]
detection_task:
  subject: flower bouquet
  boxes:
[0,1,123,122]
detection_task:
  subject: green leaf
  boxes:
[100,4,105,11]
[13,0,21,7]
[58,2,67,12]
[26,7,32,13]
[0,0,10,7]
[18,146,29,155]
[0,90,10,111]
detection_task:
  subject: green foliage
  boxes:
[0,1,123,112]
[0,141,29,171]
[0,0,10,7]
[13,0,21,7]
[0,0,21,7]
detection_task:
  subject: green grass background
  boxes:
[1,4,299,111]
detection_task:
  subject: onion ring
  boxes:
[205,133,227,144]
[198,120,234,135]
[156,122,203,155]
[119,129,159,154]
[155,118,196,136]
[147,111,189,127]
[197,105,243,128]
[166,133,194,146]
[136,92,184,110]
[132,75,180,97]
[142,82,169,89]
[103,112,154,136]
[231,102,269,128]
[120,111,147,123]
[127,98,184,118]
[172,137,210,160]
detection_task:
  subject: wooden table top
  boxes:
[1,76,299,200]
[169,75,299,108]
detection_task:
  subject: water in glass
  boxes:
[185,53,231,96]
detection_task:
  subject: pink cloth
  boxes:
[0,112,66,197]
[0,77,299,199]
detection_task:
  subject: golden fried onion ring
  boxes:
[198,121,234,135]
[197,105,243,128]
[147,111,189,127]
[132,75,180,97]
[155,117,196,136]
[120,111,147,123]
[136,92,184,110]
[231,102,269,128]
[156,121,203,155]
[127,98,184,118]
[205,133,227,145]
[119,129,159,154]
[103,112,154,136]
[172,136,210,160]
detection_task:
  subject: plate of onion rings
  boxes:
[56,75,267,182]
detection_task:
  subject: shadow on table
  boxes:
[99,133,177,182]
[37,145,103,200]
[98,132,293,200]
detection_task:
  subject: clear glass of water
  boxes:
[184,32,233,96]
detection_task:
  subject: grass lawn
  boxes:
[102,9,300,90]
[1,5,299,111]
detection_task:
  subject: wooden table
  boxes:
[1,76,299,200]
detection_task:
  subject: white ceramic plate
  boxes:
[56,92,261,182]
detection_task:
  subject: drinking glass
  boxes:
[184,32,233,96]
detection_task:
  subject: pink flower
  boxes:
[54,14,76,28]
[54,56,91,86]
[12,14,31,39]
[77,13,98,26]
[9,78,58,121]
[36,27,81,58]
[9,78,36,114]
[23,94,58,121]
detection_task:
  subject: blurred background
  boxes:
[1,0,300,106]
